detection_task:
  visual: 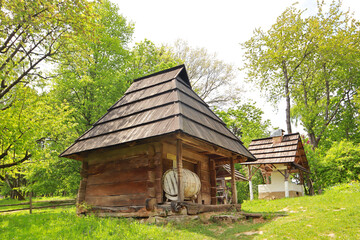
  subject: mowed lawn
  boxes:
[0,182,359,240]
[242,182,360,239]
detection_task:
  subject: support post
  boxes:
[284,169,289,198]
[195,162,202,203]
[77,161,88,214]
[209,159,216,205]
[230,157,237,204]
[248,165,254,201]
[177,139,184,201]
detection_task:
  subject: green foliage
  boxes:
[0,0,97,197]
[0,0,97,105]
[0,85,76,195]
[236,166,264,204]
[126,39,181,81]
[316,141,360,189]
[216,101,271,147]
[243,0,360,147]
[216,102,270,202]
[53,0,134,134]
[302,140,360,193]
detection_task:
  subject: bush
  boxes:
[315,141,360,191]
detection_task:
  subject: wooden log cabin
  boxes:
[60,65,256,217]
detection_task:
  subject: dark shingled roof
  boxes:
[242,133,309,171]
[60,65,255,160]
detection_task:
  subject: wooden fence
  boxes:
[0,194,75,214]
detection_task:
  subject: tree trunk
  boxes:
[285,79,292,134]
[0,174,25,200]
[308,132,318,149]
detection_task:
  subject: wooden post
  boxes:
[230,157,237,204]
[284,169,289,198]
[154,151,163,203]
[248,165,254,201]
[29,192,32,214]
[195,162,202,204]
[177,139,184,201]
[209,159,216,205]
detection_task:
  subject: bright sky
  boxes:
[112,0,360,134]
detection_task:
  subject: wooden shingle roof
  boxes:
[216,164,248,181]
[242,133,309,171]
[60,65,255,160]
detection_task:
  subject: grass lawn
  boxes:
[241,182,360,239]
[0,182,359,239]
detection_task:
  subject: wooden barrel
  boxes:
[162,168,201,201]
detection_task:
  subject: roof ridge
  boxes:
[133,64,185,82]
[250,132,300,142]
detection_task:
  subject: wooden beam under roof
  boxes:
[177,132,248,161]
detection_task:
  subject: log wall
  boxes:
[84,143,162,207]
[80,140,212,208]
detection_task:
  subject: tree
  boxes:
[308,140,360,192]
[53,2,180,135]
[291,1,360,148]
[53,0,134,134]
[0,0,96,198]
[0,0,96,107]
[0,86,75,199]
[243,0,360,148]
[125,39,181,83]
[216,101,271,147]
[242,6,314,134]
[171,39,239,106]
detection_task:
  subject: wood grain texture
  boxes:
[87,167,148,186]
[85,194,147,206]
[209,159,216,205]
[86,181,147,197]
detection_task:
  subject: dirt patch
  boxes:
[252,217,267,224]
[236,231,263,236]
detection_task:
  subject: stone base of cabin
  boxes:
[258,191,303,200]
[80,202,242,218]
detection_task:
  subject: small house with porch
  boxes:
[242,130,311,200]
[60,65,255,217]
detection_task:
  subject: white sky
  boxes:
[112,0,360,134]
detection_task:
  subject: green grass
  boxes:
[1,182,359,239]
[175,219,267,240]
[0,196,75,212]
[242,182,360,239]
[0,207,210,240]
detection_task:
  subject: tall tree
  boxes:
[0,85,74,198]
[291,1,360,148]
[53,0,134,134]
[171,39,239,107]
[0,0,96,107]
[53,2,180,135]
[0,0,97,197]
[242,6,314,134]
[243,0,360,148]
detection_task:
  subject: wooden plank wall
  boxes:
[162,142,211,204]
[84,143,162,207]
